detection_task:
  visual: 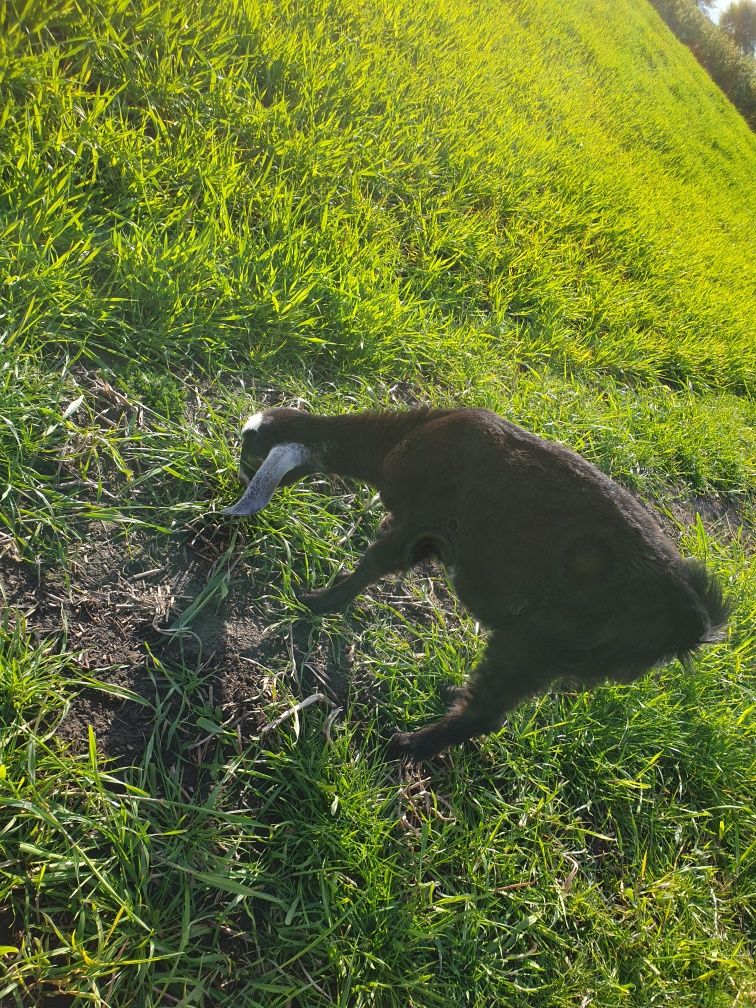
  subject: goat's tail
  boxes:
[678,558,730,658]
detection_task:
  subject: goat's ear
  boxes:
[223,442,310,516]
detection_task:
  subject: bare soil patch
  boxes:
[666,491,751,545]
[1,520,343,768]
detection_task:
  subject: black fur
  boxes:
[231,407,729,760]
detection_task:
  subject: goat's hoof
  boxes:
[297,590,325,613]
[297,590,338,615]
[387,732,414,761]
[388,731,442,762]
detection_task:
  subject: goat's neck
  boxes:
[295,411,433,486]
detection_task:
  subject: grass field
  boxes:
[1,0,755,1004]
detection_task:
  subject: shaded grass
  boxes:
[1,569,754,1005]
[0,0,754,1005]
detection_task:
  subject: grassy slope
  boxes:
[1,0,755,1005]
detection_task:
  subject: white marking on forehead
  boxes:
[242,411,265,434]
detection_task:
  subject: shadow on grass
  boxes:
[1,519,353,796]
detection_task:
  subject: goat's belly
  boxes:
[450,566,533,627]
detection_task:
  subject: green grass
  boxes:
[1,0,755,1005]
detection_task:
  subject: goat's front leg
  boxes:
[390,636,549,761]
[300,524,409,615]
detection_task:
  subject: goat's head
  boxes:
[224,408,312,516]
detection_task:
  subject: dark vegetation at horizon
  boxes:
[719,0,756,58]
[651,0,756,123]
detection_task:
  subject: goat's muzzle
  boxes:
[223,442,310,516]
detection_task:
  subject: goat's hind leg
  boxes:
[390,635,548,761]
[300,522,411,615]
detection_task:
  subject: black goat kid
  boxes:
[224,407,728,760]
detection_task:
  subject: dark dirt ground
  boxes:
[0,519,351,767]
[0,509,454,782]
[1,375,385,776]
[666,491,750,543]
